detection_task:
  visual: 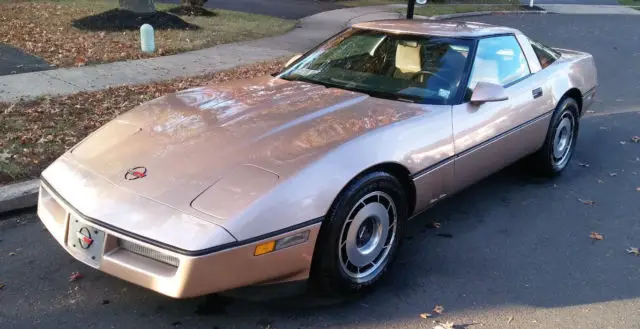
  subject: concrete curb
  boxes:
[0,179,39,215]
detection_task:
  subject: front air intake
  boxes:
[117,239,179,267]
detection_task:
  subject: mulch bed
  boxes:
[0,59,286,185]
[72,9,199,31]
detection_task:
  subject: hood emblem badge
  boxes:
[125,166,147,180]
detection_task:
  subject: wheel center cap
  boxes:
[356,217,375,248]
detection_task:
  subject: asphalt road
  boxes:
[0,44,52,76]
[156,0,345,19]
[2,13,640,329]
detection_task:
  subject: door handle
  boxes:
[532,87,543,99]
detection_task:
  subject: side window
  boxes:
[529,38,560,69]
[467,35,531,90]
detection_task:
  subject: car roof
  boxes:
[351,20,522,38]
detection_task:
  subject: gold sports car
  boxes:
[38,20,597,298]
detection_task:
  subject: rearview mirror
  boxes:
[470,82,509,104]
[284,54,303,68]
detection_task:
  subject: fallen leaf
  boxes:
[433,305,445,314]
[8,252,16,256]
[0,283,5,290]
[433,321,455,329]
[597,180,604,184]
[631,136,640,143]
[74,56,88,67]
[590,232,604,241]
[69,271,83,282]
[579,199,596,206]
[626,247,640,256]
[420,313,432,319]
[609,172,618,177]
[577,162,590,168]
[620,141,627,145]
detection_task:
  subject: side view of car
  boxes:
[37,20,597,298]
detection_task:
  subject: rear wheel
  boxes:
[530,97,580,176]
[311,171,408,296]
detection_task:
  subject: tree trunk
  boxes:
[119,0,156,13]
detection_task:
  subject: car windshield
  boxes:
[278,28,473,104]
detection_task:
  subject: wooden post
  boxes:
[407,0,415,19]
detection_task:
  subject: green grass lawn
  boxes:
[617,0,640,8]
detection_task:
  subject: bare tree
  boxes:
[119,0,156,13]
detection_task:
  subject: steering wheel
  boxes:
[420,70,453,91]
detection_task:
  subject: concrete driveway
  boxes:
[1,13,640,329]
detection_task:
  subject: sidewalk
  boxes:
[0,6,400,103]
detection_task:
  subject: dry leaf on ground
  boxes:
[579,199,596,206]
[609,172,618,177]
[420,313,432,319]
[428,221,442,229]
[433,305,445,314]
[8,252,16,256]
[620,141,627,145]
[577,162,590,168]
[597,180,604,184]
[0,283,5,290]
[631,136,640,143]
[0,2,293,68]
[590,232,604,241]
[433,321,455,329]
[69,271,83,282]
[626,247,640,256]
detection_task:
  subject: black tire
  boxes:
[310,171,408,297]
[530,97,580,176]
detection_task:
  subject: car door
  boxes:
[450,35,551,192]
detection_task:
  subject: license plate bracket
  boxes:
[66,214,106,267]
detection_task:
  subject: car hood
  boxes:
[66,76,426,221]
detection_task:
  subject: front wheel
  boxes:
[310,171,408,296]
[530,97,580,176]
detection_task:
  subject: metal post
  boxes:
[407,0,415,19]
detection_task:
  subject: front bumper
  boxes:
[38,182,321,298]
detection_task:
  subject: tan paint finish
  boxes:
[39,182,320,298]
[37,19,598,298]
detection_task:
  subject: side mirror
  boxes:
[470,82,509,104]
[284,54,303,68]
